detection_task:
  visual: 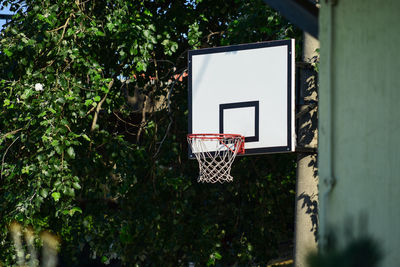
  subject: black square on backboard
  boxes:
[219,101,259,142]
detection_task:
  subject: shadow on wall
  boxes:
[307,214,383,267]
[296,61,318,159]
[298,191,318,242]
[296,61,319,243]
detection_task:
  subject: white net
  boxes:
[187,134,244,183]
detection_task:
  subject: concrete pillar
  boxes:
[293,32,319,267]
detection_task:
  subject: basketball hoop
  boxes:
[187,134,245,183]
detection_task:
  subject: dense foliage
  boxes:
[0,0,300,265]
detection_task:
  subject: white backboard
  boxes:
[188,39,295,157]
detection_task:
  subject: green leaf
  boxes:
[82,134,91,141]
[68,207,82,216]
[51,140,59,147]
[55,145,62,155]
[40,188,48,198]
[95,30,105,37]
[65,187,75,196]
[144,9,152,17]
[67,147,75,159]
[72,182,81,190]
[101,256,108,263]
[85,99,93,106]
[3,49,13,57]
[130,46,138,55]
[54,180,62,188]
[171,42,178,53]
[136,61,147,72]
[106,22,114,31]
[143,29,150,38]
[51,192,61,202]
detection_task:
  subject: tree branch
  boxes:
[1,136,20,180]
[90,79,113,132]
[136,95,148,143]
[113,111,141,128]
[153,68,187,158]
[58,16,71,43]
[85,104,96,116]
[206,31,224,43]
[0,128,23,140]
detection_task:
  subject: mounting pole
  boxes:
[293,32,319,267]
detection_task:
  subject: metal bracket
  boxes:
[295,146,317,154]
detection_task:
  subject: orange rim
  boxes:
[187,133,245,154]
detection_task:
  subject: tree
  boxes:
[0,0,300,265]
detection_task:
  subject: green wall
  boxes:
[319,1,400,266]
